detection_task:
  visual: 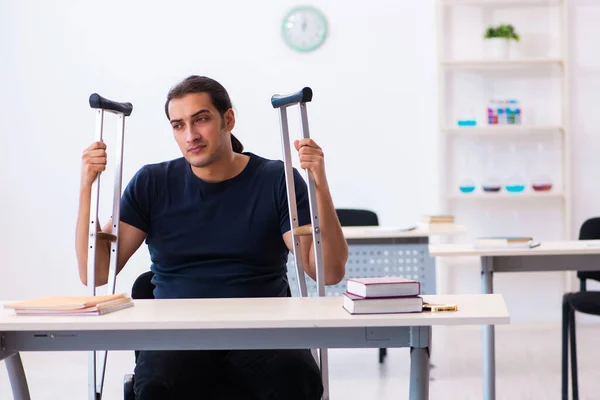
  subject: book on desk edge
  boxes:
[4,293,134,316]
[420,215,455,223]
[475,236,535,248]
[346,277,420,298]
[11,299,134,316]
[343,292,423,314]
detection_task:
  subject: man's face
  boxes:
[168,92,234,168]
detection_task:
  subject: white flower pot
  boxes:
[484,38,510,59]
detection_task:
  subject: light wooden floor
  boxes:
[1,322,599,399]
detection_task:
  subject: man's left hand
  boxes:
[294,138,328,189]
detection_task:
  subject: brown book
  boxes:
[420,215,455,223]
[475,236,534,248]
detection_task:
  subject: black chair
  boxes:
[575,217,600,290]
[335,208,379,227]
[335,209,388,364]
[562,217,600,400]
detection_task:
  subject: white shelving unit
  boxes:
[441,57,563,68]
[446,191,565,200]
[441,0,561,6]
[435,0,571,243]
[443,124,563,136]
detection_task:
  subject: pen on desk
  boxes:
[529,242,541,249]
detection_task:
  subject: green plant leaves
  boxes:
[484,24,520,41]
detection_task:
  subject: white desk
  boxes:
[1,294,508,400]
[341,224,466,240]
[429,240,600,400]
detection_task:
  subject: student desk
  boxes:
[288,224,467,297]
[0,294,508,400]
[428,240,600,400]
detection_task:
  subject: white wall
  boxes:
[0,0,439,299]
[0,0,599,323]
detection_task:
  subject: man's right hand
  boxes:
[81,141,107,188]
[75,140,147,287]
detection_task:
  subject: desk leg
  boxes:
[5,352,31,400]
[319,348,330,400]
[482,257,495,400]
[409,326,431,400]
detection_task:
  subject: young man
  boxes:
[75,75,348,399]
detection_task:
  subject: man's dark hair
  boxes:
[165,75,243,153]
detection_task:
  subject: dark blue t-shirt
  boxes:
[119,152,311,299]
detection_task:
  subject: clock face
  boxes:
[281,6,328,52]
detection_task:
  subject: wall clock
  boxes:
[281,6,328,53]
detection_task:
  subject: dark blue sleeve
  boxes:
[279,167,312,235]
[120,166,152,233]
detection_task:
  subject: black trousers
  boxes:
[133,349,324,400]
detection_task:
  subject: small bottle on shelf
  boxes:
[531,143,553,192]
[505,145,526,193]
[459,178,476,193]
[497,106,505,125]
[457,107,477,127]
[507,100,521,125]
[482,178,502,192]
[487,100,497,125]
[482,145,502,193]
[458,152,476,193]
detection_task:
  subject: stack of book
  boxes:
[419,214,455,229]
[4,293,134,316]
[342,277,423,314]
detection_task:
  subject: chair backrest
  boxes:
[131,270,155,300]
[335,208,379,227]
[579,217,600,240]
[577,217,600,286]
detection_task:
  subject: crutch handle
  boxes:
[293,224,314,236]
[96,232,117,242]
[271,87,313,109]
[89,93,133,116]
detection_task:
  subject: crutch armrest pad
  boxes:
[89,93,133,116]
[271,87,313,108]
[97,232,117,242]
[293,224,313,236]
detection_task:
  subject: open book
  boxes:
[4,293,133,316]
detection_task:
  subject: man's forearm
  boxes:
[75,186,110,286]
[310,183,348,285]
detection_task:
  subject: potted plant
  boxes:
[483,24,520,59]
